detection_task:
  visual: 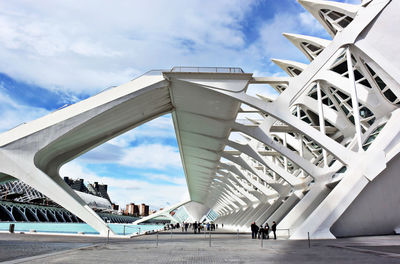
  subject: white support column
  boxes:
[296,105,304,177]
[272,158,278,181]
[316,81,328,167]
[346,46,363,151]
[283,134,288,171]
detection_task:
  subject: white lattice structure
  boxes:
[0,0,399,238]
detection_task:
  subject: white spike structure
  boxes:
[298,0,360,37]
[271,59,308,77]
[282,33,331,61]
[0,0,400,239]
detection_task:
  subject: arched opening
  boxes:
[71,215,78,223]
[55,211,65,222]
[12,208,27,222]
[37,210,48,222]
[0,206,14,221]
[57,113,186,229]
[46,210,57,222]
[25,208,38,221]
[63,212,72,222]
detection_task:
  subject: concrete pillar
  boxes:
[346,47,363,151]
[316,81,328,167]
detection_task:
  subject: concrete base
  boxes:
[331,153,400,237]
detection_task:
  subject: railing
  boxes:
[122,225,141,235]
[131,69,168,81]
[171,66,244,73]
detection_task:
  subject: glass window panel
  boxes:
[374,76,387,90]
[359,79,372,88]
[327,11,343,20]
[338,17,353,28]
[340,105,350,115]
[383,89,397,102]
[331,61,348,75]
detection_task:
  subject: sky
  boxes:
[0,0,359,210]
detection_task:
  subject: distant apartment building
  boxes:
[125,203,140,216]
[124,202,149,217]
[141,203,149,216]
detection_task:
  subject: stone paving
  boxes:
[2,231,400,263]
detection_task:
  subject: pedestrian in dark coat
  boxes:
[193,222,198,234]
[258,225,265,239]
[251,222,258,239]
[265,223,270,239]
[271,221,277,239]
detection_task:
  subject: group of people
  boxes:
[251,221,277,240]
[164,222,221,233]
[178,222,219,233]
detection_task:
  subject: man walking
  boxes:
[193,222,198,234]
[265,223,270,239]
[251,222,259,239]
[271,221,277,239]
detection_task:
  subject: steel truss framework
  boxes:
[0,0,399,238]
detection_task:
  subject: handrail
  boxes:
[171,66,244,73]
[122,224,141,235]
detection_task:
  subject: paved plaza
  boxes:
[1,231,400,263]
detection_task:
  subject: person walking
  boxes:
[271,221,277,239]
[265,223,270,239]
[258,225,264,239]
[251,222,259,239]
[193,222,198,234]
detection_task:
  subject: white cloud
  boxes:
[0,83,48,131]
[246,83,279,99]
[78,114,177,163]
[0,0,335,97]
[143,173,187,185]
[0,0,257,94]
[244,9,331,75]
[343,0,360,4]
[258,12,302,60]
[120,144,182,169]
[108,115,175,148]
[298,12,326,35]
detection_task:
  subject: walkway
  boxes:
[2,232,400,263]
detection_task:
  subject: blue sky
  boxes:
[0,0,359,209]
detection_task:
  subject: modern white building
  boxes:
[0,0,399,238]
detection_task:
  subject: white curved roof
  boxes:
[75,191,112,211]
